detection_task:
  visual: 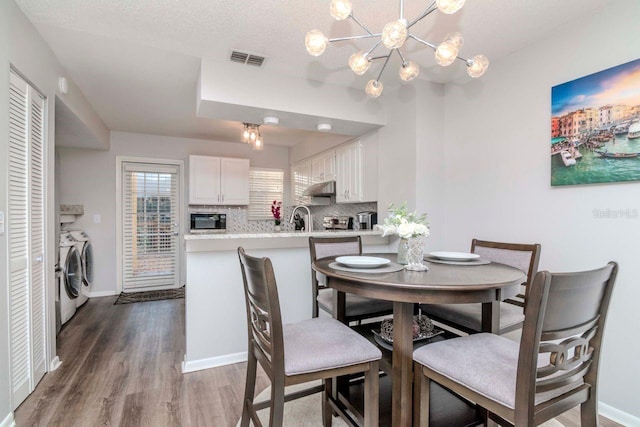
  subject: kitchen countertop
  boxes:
[184,229,389,252]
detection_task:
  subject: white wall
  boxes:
[57,131,290,295]
[440,0,640,422]
[0,0,107,421]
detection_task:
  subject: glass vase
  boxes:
[397,238,410,264]
[405,236,428,271]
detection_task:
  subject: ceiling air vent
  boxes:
[229,50,267,67]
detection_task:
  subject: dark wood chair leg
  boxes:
[241,349,257,427]
[419,371,430,427]
[322,378,332,427]
[270,377,285,427]
[580,393,598,427]
[364,361,379,427]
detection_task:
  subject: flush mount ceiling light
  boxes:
[241,123,264,150]
[317,123,332,132]
[263,116,279,126]
[305,0,489,98]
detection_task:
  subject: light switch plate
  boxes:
[0,211,4,234]
[93,214,101,224]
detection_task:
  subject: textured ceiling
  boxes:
[16,0,614,147]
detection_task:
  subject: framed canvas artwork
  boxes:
[551,58,640,186]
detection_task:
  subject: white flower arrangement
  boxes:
[378,202,430,239]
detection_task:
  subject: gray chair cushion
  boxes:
[413,333,582,409]
[317,288,394,318]
[421,302,524,332]
[283,317,382,376]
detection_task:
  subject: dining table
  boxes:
[312,252,526,427]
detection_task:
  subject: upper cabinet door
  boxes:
[335,132,378,203]
[189,155,222,205]
[291,160,313,205]
[220,157,250,205]
[311,151,336,183]
[189,155,250,205]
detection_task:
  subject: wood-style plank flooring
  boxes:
[15,296,622,426]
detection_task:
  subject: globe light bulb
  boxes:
[467,54,490,78]
[365,80,383,98]
[399,61,420,81]
[329,0,352,20]
[435,40,459,66]
[305,30,328,56]
[436,0,466,14]
[381,20,408,49]
[349,51,371,75]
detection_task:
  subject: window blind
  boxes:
[248,168,284,220]
[122,162,179,290]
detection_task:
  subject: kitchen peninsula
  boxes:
[182,230,390,373]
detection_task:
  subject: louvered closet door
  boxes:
[122,162,180,291]
[8,70,46,409]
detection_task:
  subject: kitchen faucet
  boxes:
[289,205,312,232]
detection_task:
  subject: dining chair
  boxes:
[309,236,394,323]
[421,239,541,335]
[413,262,618,426]
[238,247,381,427]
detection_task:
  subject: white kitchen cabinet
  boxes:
[291,159,313,205]
[311,150,336,183]
[335,132,378,203]
[189,155,250,205]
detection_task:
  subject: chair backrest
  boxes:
[308,236,362,316]
[515,262,618,423]
[238,247,284,372]
[471,239,541,306]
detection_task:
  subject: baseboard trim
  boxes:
[600,401,640,426]
[88,290,117,297]
[181,352,248,373]
[0,412,16,427]
[49,356,62,371]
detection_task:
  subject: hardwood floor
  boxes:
[15,296,622,427]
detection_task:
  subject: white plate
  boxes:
[335,256,391,269]
[428,251,480,262]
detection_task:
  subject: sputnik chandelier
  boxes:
[305,0,489,98]
[241,123,264,150]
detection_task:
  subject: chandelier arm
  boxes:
[350,14,374,36]
[396,49,407,66]
[366,40,383,57]
[376,53,392,82]
[408,34,437,50]
[408,2,438,29]
[329,33,381,43]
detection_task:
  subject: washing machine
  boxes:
[69,230,93,307]
[59,232,82,325]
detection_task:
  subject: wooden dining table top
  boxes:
[312,252,527,427]
[313,252,526,305]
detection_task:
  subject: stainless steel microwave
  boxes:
[190,213,226,233]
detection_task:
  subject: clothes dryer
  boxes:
[59,232,82,325]
[69,230,93,307]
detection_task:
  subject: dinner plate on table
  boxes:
[335,256,391,269]
[428,251,480,262]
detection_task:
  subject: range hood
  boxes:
[303,180,335,197]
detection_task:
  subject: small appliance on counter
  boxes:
[356,211,378,230]
[322,216,353,230]
[190,212,226,233]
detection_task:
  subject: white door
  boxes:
[8,70,47,409]
[121,162,181,291]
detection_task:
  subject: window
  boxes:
[249,168,284,220]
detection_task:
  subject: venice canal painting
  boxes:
[551,58,640,186]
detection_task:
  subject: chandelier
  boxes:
[305,0,489,98]
[241,123,264,150]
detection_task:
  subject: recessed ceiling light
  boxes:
[317,123,332,132]
[263,116,279,126]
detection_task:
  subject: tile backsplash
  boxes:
[189,201,379,233]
